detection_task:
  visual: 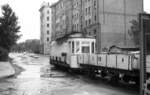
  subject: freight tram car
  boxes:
[79,53,150,83]
[50,37,150,84]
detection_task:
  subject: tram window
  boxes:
[76,41,80,53]
[82,46,90,53]
[72,41,74,53]
[92,42,95,53]
[98,57,101,61]
[59,57,61,61]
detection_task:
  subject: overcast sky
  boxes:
[0,0,150,43]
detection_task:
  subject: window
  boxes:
[91,42,95,53]
[122,58,124,62]
[81,24,83,29]
[74,24,76,29]
[76,41,80,53]
[47,38,49,42]
[98,57,101,61]
[47,17,49,21]
[94,29,97,35]
[47,24,49,27]
[86,8,88,15]
[47,10,49,14]
[73,24,75,30]
[86,20,88,26]
[89,32,91,35]
[94,15,97,21]
[89,19,91,24]
[94,0,96,8]
[82,46,90,53]
[88,7,90,14]
[47,30,49,34]
[72,41,74,53]
[77,13,79,18]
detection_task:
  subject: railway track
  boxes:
[51,65,139,91]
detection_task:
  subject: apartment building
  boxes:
[39,2,51,54]
[51,0,143,53]
[51,0,73,40]
[97,0,143,52]
[72,0,82,32]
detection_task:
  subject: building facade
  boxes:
[39,2,51,54]
[96,0,143,52]
[72,0,82,32]
[51,0,73,40]
[51,0,143,53]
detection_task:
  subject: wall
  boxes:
[40,3,52,54]
[97,0,143,52]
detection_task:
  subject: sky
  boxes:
[0,0,58,43]
[0,0,150,43]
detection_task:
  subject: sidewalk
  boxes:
[0,61,15,79]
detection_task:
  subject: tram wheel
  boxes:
[101,71,107,78]
[123,75,130,83]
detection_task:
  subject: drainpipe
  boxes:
[124,0,127,46]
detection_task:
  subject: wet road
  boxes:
[0,53,139,95]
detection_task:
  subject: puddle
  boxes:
[17,65,41,79]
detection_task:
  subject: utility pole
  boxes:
[140,13,150,95]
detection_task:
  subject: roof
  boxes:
[39,2,50,12]
[50,0,67,8]
[109,45,139,51]
[50,0,60,8]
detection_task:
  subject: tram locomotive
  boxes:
[50,35,96,70]
[50,34,150,83]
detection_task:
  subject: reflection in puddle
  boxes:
[17,65,41,79]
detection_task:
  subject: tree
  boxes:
[0,4,21,51]
[0,4,21,60]
[11,39,41,54]
[128,20,140,46]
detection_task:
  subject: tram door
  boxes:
[140,13,150,95]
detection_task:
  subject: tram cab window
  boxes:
[76,41,80,53]
[82,46,90,53]
[72,41,75,53]
[91,42,95,53]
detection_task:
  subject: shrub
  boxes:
[0,47,8,61]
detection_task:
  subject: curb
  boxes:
[0,61,16,80]
[0,60,24,80]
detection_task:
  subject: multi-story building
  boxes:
[72,0,82,32]
[51,0,143,53]
[51,0,73,40]
[96,0,143,52]
[39,2,51,54]
[81,0,143,53]
[82,0,98,36]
